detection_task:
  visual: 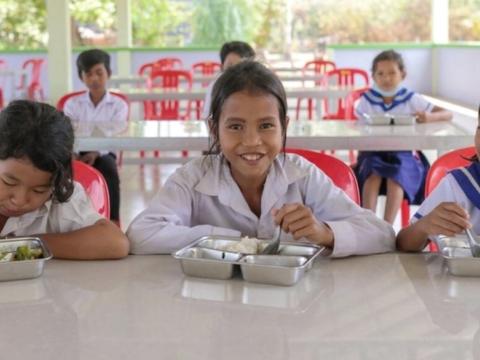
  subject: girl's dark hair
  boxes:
[0,100,74,202]
[76,48,111,79]
[207,60,288,155]
[371,49,406,75]
[219,41,256,65]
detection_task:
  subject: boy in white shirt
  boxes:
[63,49,128,226]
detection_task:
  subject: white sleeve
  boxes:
[126,173,241,254]
[63,98,79,122]
[97,99,129,136]
[303,167,395,257]
[411,175,463,224]
[410,93,434,113]
[47,182,104,233]
[354,96,370,124]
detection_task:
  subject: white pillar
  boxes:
[46,0,72,104]
[116,0,132,76]
[431,0,449,96]
[432,0,449,43]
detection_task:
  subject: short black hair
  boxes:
[207,60,287,155]
[219,41,255,65]
[0,100,74,202]
[76,48,111,79]
[371,49,406,75]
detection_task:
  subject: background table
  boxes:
[75,118,474,153]
[1,252,479,359]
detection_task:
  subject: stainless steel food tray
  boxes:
[173,235,325,286]
[437,235,480,276]
[0,237,52,282]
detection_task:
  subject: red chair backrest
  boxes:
[154,57,183,70]
[138,62,154,76]
[56,90,130,117]
[192,61,221,75]
[425,147,476,196]
[339,87,370,120]
[145,69,193,120]
[18,59,44,88]
[285,148,361,204]
[323,68,370,119]
[303,60,336,85]
[72,160,110,218]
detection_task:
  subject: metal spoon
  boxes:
[465,228,480,257]
[262,225,282,255]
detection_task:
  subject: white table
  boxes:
[109,74,327,88]
[74,118,474,153]
[1,252,479,360]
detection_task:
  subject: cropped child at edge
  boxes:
[127,60,395,257]
[397,106,480,251]
[0,100,128,259]
[354,49,452,224]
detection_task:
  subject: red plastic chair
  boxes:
[192,61,221,119]
[296,60,336,120]
[323,68,370,119]
[17,58,45,101]
[57,90,130,167]
[422,147,476,251]
[144,69,192,120]
[155,57,183,70]
[285,148,360,204]
[73,160,110,218]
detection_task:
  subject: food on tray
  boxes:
[219,236,260,254]
[0,245,43,262]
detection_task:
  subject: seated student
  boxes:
[201,41,256,119]
[127,61,395,256]
[0,100,129,259]
[397,106,480,251]
[355,49,452,224]
[63,48,127,226]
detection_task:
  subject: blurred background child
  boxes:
[355,49,452,224]
[63,49,128,226]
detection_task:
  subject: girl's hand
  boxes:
[415,111,429,123]
[272,203,334,248]
[418,202,471,237]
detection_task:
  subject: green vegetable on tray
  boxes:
[0,246,43,262]
[14,245,43,260]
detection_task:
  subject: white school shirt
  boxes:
[127,154,395,257]
[355,89,434,124]
[63,90,128,137]
[0,182,103,237]
[411,174,480,239]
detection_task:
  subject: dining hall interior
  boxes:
[1,1,480,359]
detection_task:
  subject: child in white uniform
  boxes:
[63,49,128,225]
[127,61,395,256]
[355,49,452,224]
[397,107,480,251]
[0,100,129,259]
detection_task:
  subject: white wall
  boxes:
[435,47,480,108]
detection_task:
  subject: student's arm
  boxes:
[297,164,395,257]
[416,105,453,123]
[99,99,129,135]
[127,165,241,254]
[396,176,470,251]
[396,202,470,251]
[41,219,129,260]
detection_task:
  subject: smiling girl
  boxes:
[127,61,394,257]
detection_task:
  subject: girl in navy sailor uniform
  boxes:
[397,106,480,251]
[354,50,452,224]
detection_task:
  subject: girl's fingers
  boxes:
[440,203,470,219]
